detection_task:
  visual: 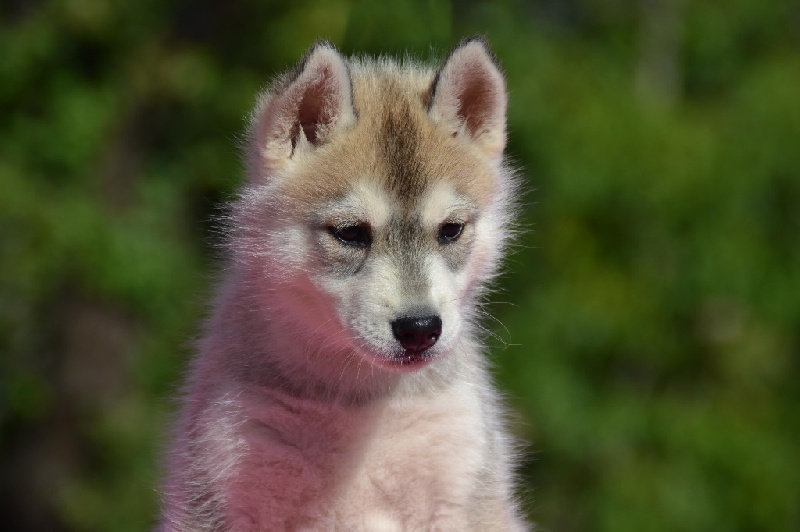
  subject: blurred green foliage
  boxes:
[1,0,798,530]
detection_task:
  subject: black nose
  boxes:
[391,315,442,353]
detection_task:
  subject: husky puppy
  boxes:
[160,37,525,530]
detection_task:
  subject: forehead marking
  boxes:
[379,96,428,205]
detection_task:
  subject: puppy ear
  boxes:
[429,37,507,158]
[251,41,355,174]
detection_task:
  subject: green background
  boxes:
[1,0,798,530]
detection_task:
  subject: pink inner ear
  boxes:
[431,41,506,152]
[253,45,354,168]
[458,67,498,137]
[297,68,340,147]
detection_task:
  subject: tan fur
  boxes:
[276,59,498,208]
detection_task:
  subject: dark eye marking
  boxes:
[438,222,465,244]
[329,223,372,247]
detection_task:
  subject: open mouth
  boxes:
[378,349,438,371]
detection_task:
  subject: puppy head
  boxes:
[235,39,513,375]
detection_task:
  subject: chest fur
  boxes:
[216,385,487,530]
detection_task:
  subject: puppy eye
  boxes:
[438,222,464,244]
[330,224,371,247]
